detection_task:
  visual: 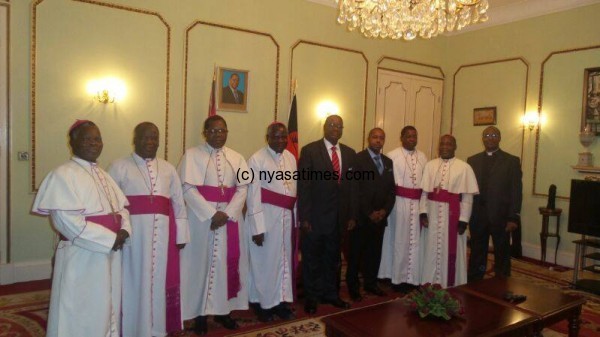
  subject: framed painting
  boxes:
[218,67,248,112]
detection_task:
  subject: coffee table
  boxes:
[458,276,586,337]
[322,287,536,337]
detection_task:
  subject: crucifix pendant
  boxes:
[219,184,225,196]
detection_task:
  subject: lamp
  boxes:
[317,100,340,119]
[335,0,489,41]
[522,111,540,131]
[86,77,126,103]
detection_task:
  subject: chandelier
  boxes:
[335,0,489,40]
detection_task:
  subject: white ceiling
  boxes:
[306,0,600,35]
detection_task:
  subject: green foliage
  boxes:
[404,283,463,320]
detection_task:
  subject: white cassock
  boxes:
[177,144,250,317]
[246,147,297,309]
[31,157,131,337]
[378,147,427,286]
[419,157,478,288]
[108,153,190,337]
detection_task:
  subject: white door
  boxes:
[375,69,443,159]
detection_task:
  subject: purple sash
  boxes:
[428,189,460,287]
[126,195,181,333]
[260,188,299,298]
[395,186,422,200]
[196,185,240,300]
[60,214,122,241]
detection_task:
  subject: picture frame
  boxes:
[473,107,497,126]
[582,67,600,135]
[218,67,249,112]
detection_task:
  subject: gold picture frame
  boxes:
[473,107,497,126]
[582,67,600,135]
[218,67,249,112]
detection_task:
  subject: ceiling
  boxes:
[306,0,600,35]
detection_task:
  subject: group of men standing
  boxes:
[32,113,521,337]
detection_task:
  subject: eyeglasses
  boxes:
[206,128,228,135]
[483,133,499,139]
[326,123,344,130]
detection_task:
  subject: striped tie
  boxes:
[331,146,340,182]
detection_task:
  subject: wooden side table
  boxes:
[539,207,562,265]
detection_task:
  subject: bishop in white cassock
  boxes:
[246,123,297,322]
[32,120,131,337]
[108,122,190,337]
[177,115,250,335]
[378,126,428,292]
[419,135,478,288]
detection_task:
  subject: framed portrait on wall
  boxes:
[218,67,248,112]
[582,67,600,135]
[473,107,497,126]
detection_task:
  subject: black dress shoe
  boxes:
[304,298,318,314]
[193,315,207,335]
[364,285,386,297]
[322,297,351,309]
[273,303,295,320]
[349,290,363,302]
[250,302,273,323]
[214,314,239,330]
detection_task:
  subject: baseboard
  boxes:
[0,260,51,285]
[521,242,575,268]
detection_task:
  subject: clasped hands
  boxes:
[112,229,129,251]
[419,214,468,235]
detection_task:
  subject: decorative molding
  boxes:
[31,0,171,191]
[377,56,445,79]
[0,260,52,285]
[182,21,280,151]
[533,45,600,199]
[291,40,368,147]
[450,57,529,161]
[0,2,8,264]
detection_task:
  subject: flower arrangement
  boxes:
[405,283,464,320]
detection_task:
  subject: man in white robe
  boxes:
[419,135,479,288]
[32,120,131,337]
[378,126,428,293]
[246,122,297,322]
[108,122,190,337]
[177,115,250,335]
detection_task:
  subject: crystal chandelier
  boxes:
[335,0,490,40]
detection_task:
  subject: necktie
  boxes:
[233,90,239,103]
[331,146,340,182]
[374,155,383,175]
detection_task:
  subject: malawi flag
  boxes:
[208,68,217,117]
[286,94,299,161]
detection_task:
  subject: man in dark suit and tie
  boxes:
[346,128,395,302]
[221,73,244,104]
[467,126,522,282]
[298,114,357,314]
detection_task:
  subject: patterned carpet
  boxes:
[2,257,600,337]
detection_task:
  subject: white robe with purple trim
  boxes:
[32,157,131,337]
[108,153,190,337]
[419,157,478,288]
[177,144,250,317]
[245,147,297,309]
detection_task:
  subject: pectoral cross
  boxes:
[219,184,225,196]
[150,194,154,204]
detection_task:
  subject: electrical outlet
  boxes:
[18,151,29,161]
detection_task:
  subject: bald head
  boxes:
[323,115,343,145]
[438,134,457,159]
[134,122,159,159]
[482,126,501,152]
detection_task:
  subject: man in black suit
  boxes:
[221,73,244,104]
[346,128,395,302]
[298,114,357,314]
[467,126,522,282]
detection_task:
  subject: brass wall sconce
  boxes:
[87,77,126,104]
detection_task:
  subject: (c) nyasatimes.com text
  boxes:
[236,168,375,184]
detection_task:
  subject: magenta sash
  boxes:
[126,195,181,333]
[395,186,422,200]
[196,185,240,300]
[260,188,299,298]
[60,214,122,241]
[428,189,460,287]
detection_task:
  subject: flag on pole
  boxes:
[286,93,298,161]
[208,67,217,116]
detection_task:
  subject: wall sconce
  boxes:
[522,111,540,131]
[86,77,126,103]
[316,100,340,120]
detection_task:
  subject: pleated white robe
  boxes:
[378,147,427,285]
[32,157,131,337]
[108,153,190,337]
[245,147,297,309]
[177,144,250,318]
[419,157,478,288]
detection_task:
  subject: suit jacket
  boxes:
[298,139,358,234]
[467,149,522,226]
[221,86,244,104]
[355,149,395,228]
